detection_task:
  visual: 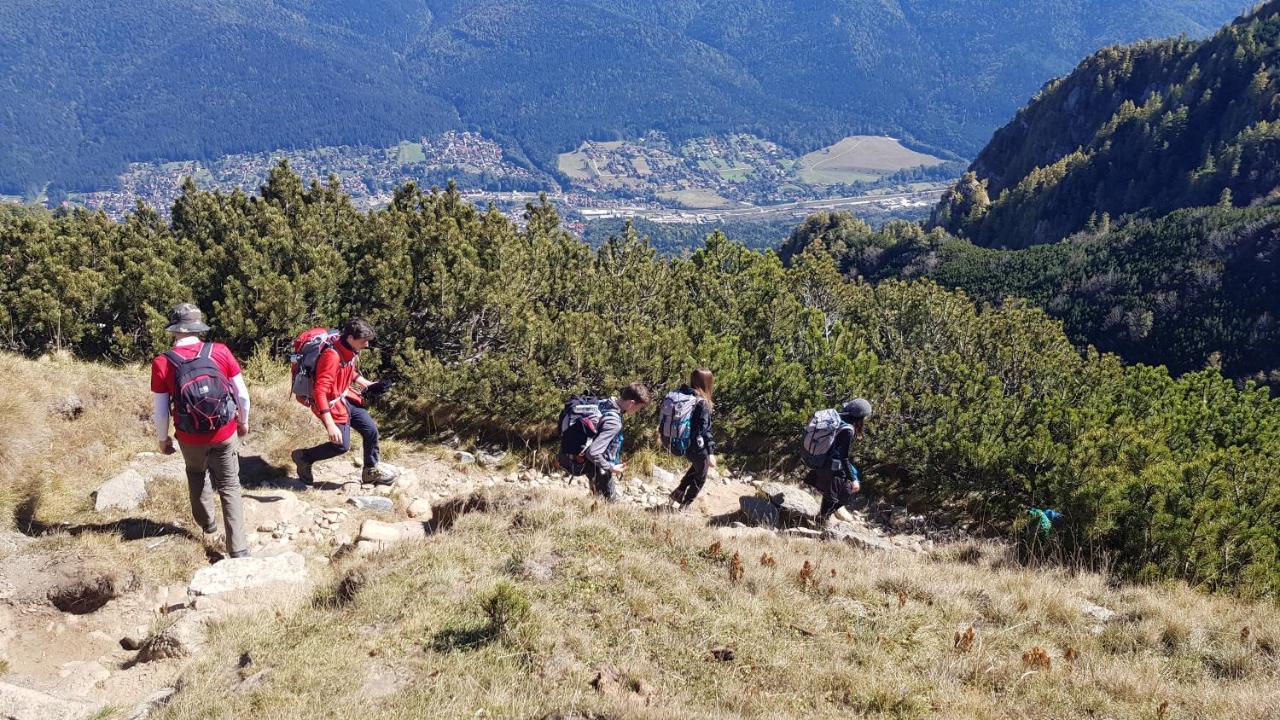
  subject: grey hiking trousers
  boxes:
[178,436,247,557]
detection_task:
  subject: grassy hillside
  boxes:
[161,490,1280,719]
[0,0,1247,193]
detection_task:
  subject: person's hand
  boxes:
[611,463,627,476]
[850,479,862,494]
[326,424,343,445]
[364,380,394,398]
[237,421,249,437]
[160,437,176,455]
[707,454,718,470]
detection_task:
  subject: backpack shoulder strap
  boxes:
[197,341,214,360]
[163,349,187,368]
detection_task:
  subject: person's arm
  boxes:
[231,373,251,432]
[312,350,344,444]
[150,357,175,453]
[829,429,859,487]
[586,412,624,473]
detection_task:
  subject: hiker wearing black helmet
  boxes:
[800,398,872,523]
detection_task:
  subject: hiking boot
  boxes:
[362,463,399,486]
[291,449,315,484]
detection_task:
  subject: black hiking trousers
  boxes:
[807,468,856,521]
[584,460,618,501]
[670,454,709,506]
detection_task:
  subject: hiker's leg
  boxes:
[178,441,217,533]
[207,436,248,557]
[588,463,616,501]
[817,493,841,522]
[299,422,351,465]
[671,456,708,505]
[348,404,380,468]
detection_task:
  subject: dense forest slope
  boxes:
[935,1,1280,247]
[0,0,1245,194]
[2,166,1279,596]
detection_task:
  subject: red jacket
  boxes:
[311,340,363,425]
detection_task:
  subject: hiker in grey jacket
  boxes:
[583,383,650,501]
[807,398,871,523]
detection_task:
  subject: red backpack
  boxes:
[289,327,341,407]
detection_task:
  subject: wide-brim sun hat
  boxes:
[165,303,211,333]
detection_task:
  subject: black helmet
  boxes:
[840,398,873,420]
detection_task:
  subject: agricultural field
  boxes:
[797,136,947,185]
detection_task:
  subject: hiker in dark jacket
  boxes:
[808,398,871,523]
[584,382,650,501]
[669,368,718,509]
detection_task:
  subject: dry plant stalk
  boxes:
[798,560,815,590]
[1064,646,1079,662]
[728,552,743,584]
[759,552,776,567]
[897,591,908,608]
[954,625,975,652]
[1022,646,1051,671]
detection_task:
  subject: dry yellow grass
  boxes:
[156,490,1279,720]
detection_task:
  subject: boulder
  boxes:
[187,552,309,601]
[758,482,819,525]
[783,527,823,539]
[0,681,101,720]
[825,521,897,552]
[92,468,149,512]
[454,451,476,465]
[738,496,780,527]
[650,467,676,485]
[477,450,506,467]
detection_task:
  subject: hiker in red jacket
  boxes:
[150,304,251,559]
[291,318,400,485]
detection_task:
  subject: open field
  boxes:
[395,141,427,164]
[557,140,628,181]
[797,136,946,185]
[658,188,733,209]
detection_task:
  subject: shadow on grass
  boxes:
[429,624,498,652]
[14,497,195,541]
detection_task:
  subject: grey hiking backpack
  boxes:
[800,409,851,468]
[658,389,699,456]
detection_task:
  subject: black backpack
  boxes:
[556,395,607,474]
[164,342,239,434]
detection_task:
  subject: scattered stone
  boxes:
[477,449,507,467]
[825,521,897,552]
[783,527,824,539]
[406,498,433,520]
[348,496,395,512]
[120,628,148,651]
[650,467,676,485]
[1077,599,1119,624]
[126,687,176,720]
[454,451,476,465]
[738,496,780,527]
[49,394,85,421]
[519,469,538,484]
[187,553,309,599]
[92,468,149,512]
[47,569,139,614]
[235,669,274,693]
[0,681,102,720]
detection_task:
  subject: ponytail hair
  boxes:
[690,368,714,409]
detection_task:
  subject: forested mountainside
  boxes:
[934,1,1280,248]
[3,165,1280,596]
[781,205,1280,384]
[0,0,1245,194]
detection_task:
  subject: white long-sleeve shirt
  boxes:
[153,336,251,441]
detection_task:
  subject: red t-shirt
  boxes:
[151,341,242,445]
